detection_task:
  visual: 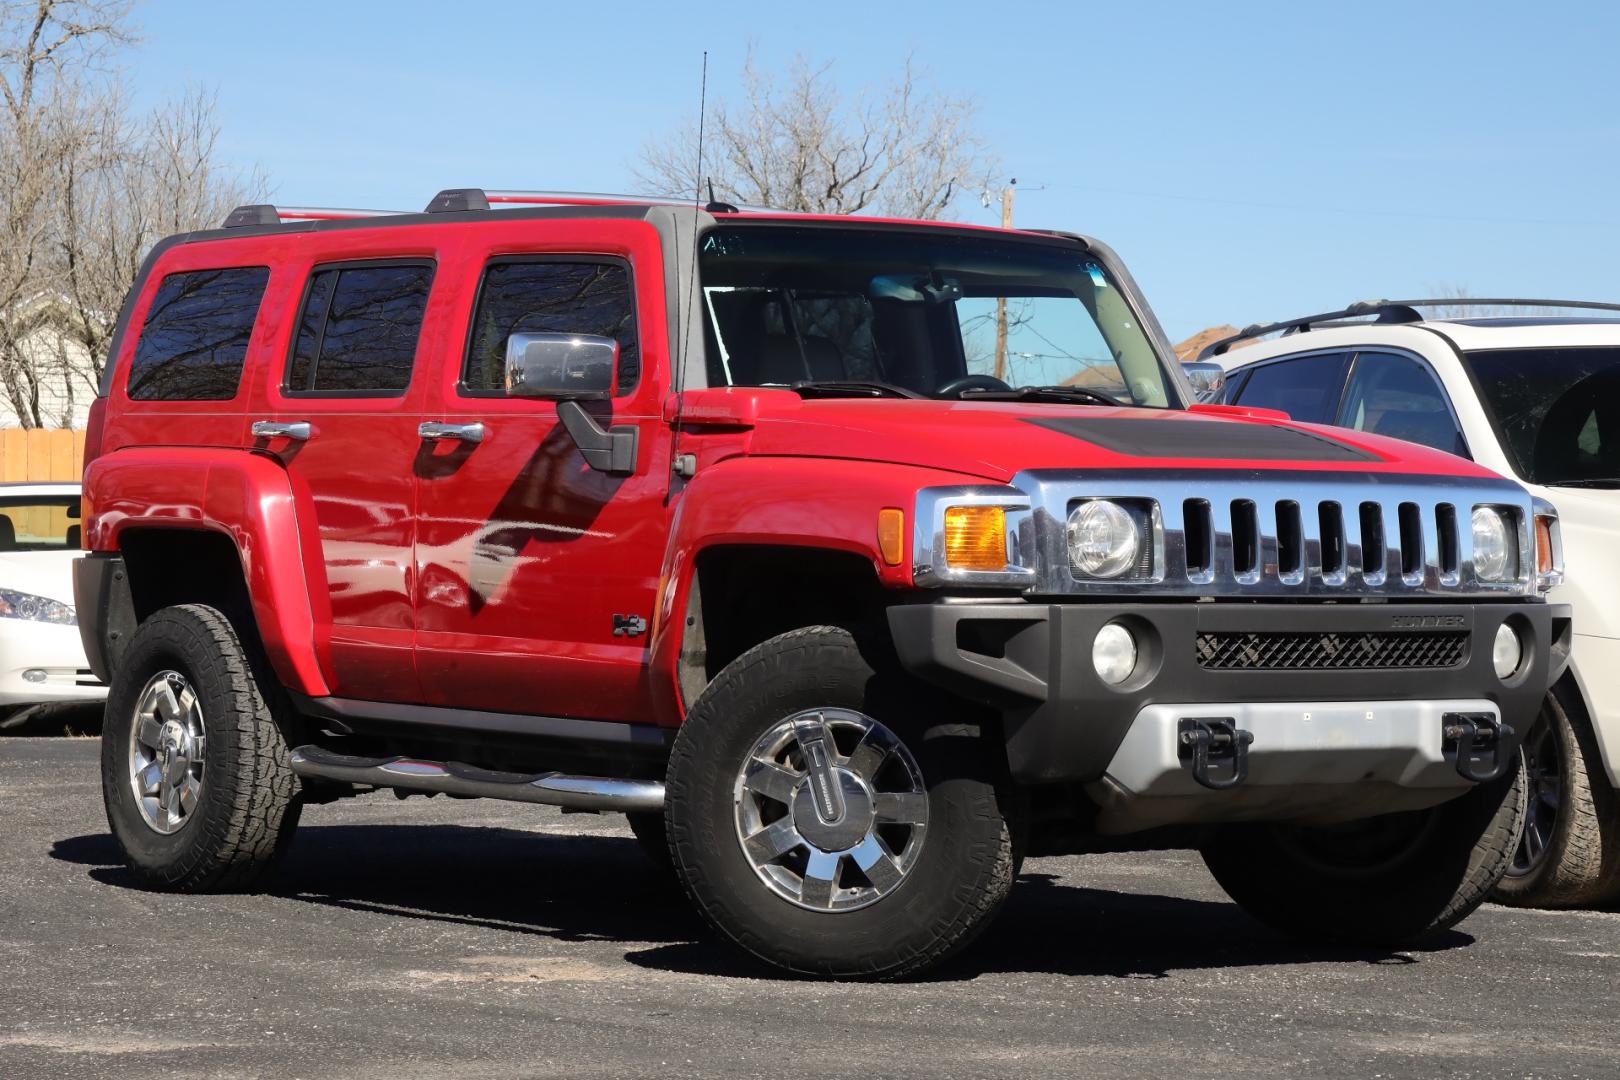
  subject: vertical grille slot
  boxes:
[1436,503,1459,579]
[1231,499,1260,578]
[1398,502,1424,578]
[1276,500,1303,580]
[1183,499,1212,578]
[1359,502,1384,576]
[1318,501,1345,578]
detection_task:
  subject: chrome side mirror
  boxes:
[504,332,618,399]
[1182,361,1227,402]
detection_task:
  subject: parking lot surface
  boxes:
[3,736,1619,1080]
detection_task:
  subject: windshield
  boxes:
[0,495,80,551]
[1464,347,1620,487]
[697,225,1176,406]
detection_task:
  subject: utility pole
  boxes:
[993,178,1016,381]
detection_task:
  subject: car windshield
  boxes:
[697,225,1176,407]
[1464,347,1620,487]
[0,495,80,551]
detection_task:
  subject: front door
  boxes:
[246,250,443,702]
[413,219,673,722]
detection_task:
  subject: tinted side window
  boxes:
[287,263,434,394]
[463,260,638,393]
[127,267,270,400]
[1233,352,1350,423]
[1338,352,1465,456]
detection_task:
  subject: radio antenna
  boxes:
[670,50,708,491]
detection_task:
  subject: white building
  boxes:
[0,302,98,430]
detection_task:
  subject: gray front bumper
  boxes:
[1089,697,1496,834]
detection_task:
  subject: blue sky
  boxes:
[129,0,1620,342]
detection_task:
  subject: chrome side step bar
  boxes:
[289,746,664,812]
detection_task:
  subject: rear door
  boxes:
[413,216,674,722]
[245,233,449,702]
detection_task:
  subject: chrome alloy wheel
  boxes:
[1508,714,1560,878]
[733,707,928,912]
[127,670,206,835]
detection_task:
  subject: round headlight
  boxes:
[1471,507,1511,582]
[1092,622,1138,686]
[1492,623,1523,680]
[1068,500,1141,578]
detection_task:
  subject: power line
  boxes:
[1035,182,1620,230]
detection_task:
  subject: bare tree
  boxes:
[1420,285,1566,321]
[1424,285,1500,320]
[0,1,130,425]
[0,1,262,427]
[56,85,265,398]
[635,53,996,220]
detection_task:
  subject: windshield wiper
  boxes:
[1546,478,1620,488]
[786,380,923,400]
[958,384,1122,407]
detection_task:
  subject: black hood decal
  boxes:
[1023,416,1378,462]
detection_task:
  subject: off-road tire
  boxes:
[1494,686,1620,907]
[627,810,672,870]
[101,604,301,891]
[665,626,1014,979]
[1201,754,1527,945]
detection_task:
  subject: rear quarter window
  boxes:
[126,267,271,401]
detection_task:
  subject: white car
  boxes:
[1204,299,1620,907]
[0,482,107,727]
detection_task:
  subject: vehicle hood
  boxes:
[0,549,80,605]
[693,392,1506,483]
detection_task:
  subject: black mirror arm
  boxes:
[557,399,638,475]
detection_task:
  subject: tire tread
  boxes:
[102,604,299,892]
[666,626,1013,979]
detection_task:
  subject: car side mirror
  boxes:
[503,331,637,476]
[504,332,618,399]
[1182,362,1227,402]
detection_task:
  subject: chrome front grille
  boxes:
[1013,470,1537,598]
[1179,497,1458,587]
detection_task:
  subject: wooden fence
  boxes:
[0,428,87,483]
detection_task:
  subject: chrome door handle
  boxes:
[251,420,312,441]
[418,421,486,444]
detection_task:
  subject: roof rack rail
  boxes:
[1199,297,1620,358]
[421,187,793,215]
[221,204,405,229]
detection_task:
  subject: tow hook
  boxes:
[1178,717,1254,791]
[1442,712,1515,782]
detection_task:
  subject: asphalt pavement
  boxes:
[3,736,1619,1080]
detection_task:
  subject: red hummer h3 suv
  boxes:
[76,188,1571,978]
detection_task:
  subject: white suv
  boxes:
[1206,299,1620,907]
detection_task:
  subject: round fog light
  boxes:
[22,668,46,684]
[1492,623,1522,680]
[1092,623,1138,686]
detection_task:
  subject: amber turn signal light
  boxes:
[877,508,905,566]
[1535,514,1556,576]
[943,505,1008,571]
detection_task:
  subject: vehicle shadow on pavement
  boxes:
[53,824,706,947]
[52,831,1473,982]
[622,871,1475,982]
